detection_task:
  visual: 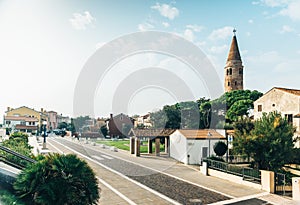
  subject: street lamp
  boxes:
[42,121,47,149]
[207,131,212,157]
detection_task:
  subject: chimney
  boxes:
[7,107,10,111]
[110,113,113,119]
[41,108,44,112]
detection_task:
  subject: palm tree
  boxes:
[14,154,100,205]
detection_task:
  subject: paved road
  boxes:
[48,137,230,205]
[46,137,298,205]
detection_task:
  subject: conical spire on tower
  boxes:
[224,29,244,92]
[227,29,241,61]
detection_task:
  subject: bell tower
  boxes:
[224,29,244,92]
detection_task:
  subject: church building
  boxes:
[224,30,244,92]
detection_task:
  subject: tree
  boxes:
[150,109,168,128]
[213,141,227,157]
[57,122,68,130]
[233,112,295,171]
[14,154,100,205]
[212,90,263,123]
[100,125,108,137]
[164,105,181,129]
[73,116,91,131]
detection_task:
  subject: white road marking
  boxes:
[101,154,113,160]
[48,139,136,205]
[92,155,104,161]
[52,138,180,205]
[97,177,137,205]
[47,140,64,154]
[208,192,270,205]
[70,138,235,199]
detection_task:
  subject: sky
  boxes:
[0,0,299,120]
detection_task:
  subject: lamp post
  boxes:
[42,121,47,149]
[207,131,212,157]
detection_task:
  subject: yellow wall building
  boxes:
[5,106,48,130]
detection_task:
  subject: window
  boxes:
[20,121,26,125]
[226,69,229,76]
[235,81,237,85]
[228,81,230,86]
[258,105,262,112]
[6,121,11,124]
[285,114,293,124]
[32,122,35,125]
[241,81,243,86]
[272,104,275,107]
[229,68,232,75]
[239,68,243,75]
[29,122,32,125]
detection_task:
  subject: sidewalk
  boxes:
[44,137,300,205]
[27,135,53,156]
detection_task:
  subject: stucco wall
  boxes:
[254,89,300,120]
[170,130,227,165]
[170,130,187,164]
[254,88,300,147]
[186,139,224,164]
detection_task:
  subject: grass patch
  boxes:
[96,140,165,153]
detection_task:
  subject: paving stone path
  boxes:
[60,139,231,204]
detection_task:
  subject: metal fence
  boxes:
[205,159,261,184]
[275,172,292,197]
[0,145,36,169]
[221,155,252,164]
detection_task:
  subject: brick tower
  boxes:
[224,29,244,92]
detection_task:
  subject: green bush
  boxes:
[0,189,24,205]
[0,132,33,168]
[213,141,228,157]
[14,153,100,205]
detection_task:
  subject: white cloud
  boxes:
[246,51,283,64]
[252,1,260,5]
[280,25,294,33]
[256,0,300,21]
[183,29,195,42]
[208,26,234,41]
[279,1,300,21]
[274,60,300,72]
[151,3,179,20]
[248,19,254,24]
[210,44,228,54]
[69,11,95,30]
[186,24,204,32]
[138,22,154,31]
[259,0,290,7]
[246,32,251,36]
[162,22,170,27]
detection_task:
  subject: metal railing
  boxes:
[0,145,36,169]
[205,159,261,183]
[275,172,293,197]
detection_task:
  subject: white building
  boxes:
[4,115,38,133]
[170,129,226,165]
[253,87,300,147]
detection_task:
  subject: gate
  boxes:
[275,173,292,197]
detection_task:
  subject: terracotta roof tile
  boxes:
[274,87,300,96]
[4,116,38,122]
[176,129,225,139]
[129,129,175,137]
